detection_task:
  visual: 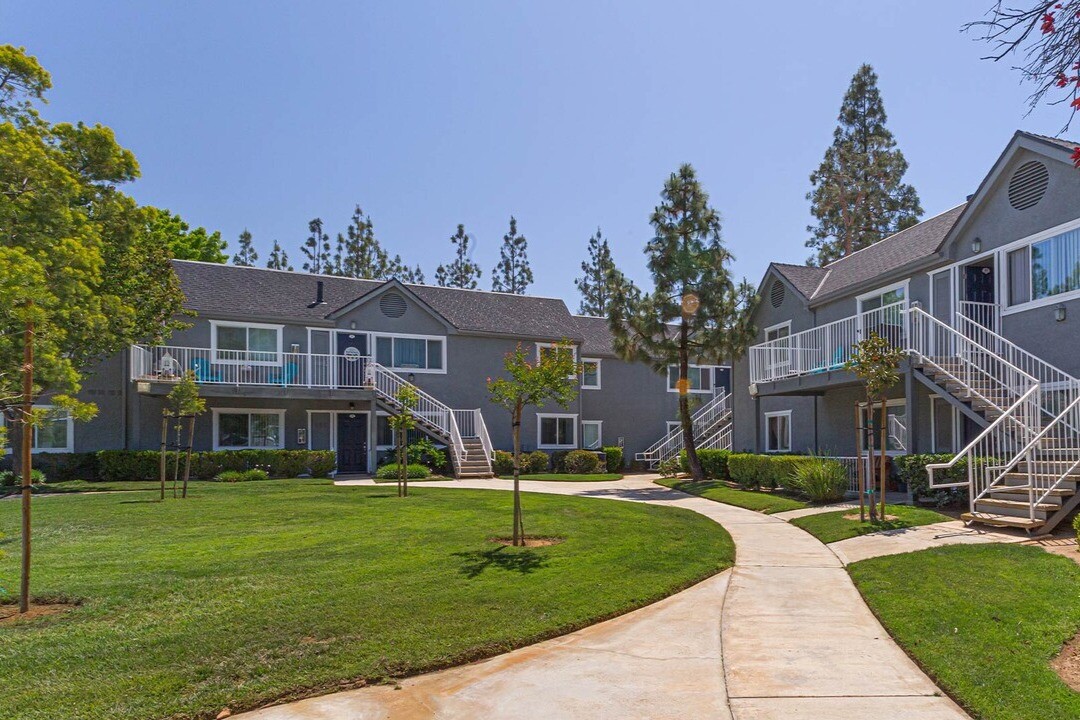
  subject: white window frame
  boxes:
[371,331,447,374]
[856,279,910,314]
[763,320,791,342]
[4,405,75,454]
[212,408,286,450]
[666,364,716,394]
[210,320,284,366]
[537,412,578,449]
[764,410,792,453]
[581,420,603,450]
[581,358,602,389]
[998,216,1080,315]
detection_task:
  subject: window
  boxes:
[581,421,602,450]
[4,406,74,453]
[764,411,791,453]
[538,414,577,449]
[859,401,907,454]
[372,333,445,372]
[765,322,790,342]
[762,322,792,374]
[1032,227,1080,301]
[858,284,906,312]
[213,409,285,450]
[211,322,282,364]
[667,365,714,393]
[1008,246,1031,306]
[376,414,395,448]
[581,358,601,389]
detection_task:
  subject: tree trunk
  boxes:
[159,417,167,501]
[512,410,523,546]
[182,416,195,499]
[855,404,865,523]
[679,321,705,481]
[865,401,877,522]
[19,319,34,614]
[396,429,405,497]
[879,399,888,520]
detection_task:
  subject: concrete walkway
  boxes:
[832,519,1028,564]
[238,476,968,720]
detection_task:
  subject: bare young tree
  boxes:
[968,1,1080,153]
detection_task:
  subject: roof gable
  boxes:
[325,279,454,331]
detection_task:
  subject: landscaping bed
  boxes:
[498,473,623,482]
[849,544,1080,720]
[656,477,808,514]
[790,504,951,543]
[0,479,732,720]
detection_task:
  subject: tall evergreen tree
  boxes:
[491,216,533,294]
[144,207,228,263]
[608,164,757,482]
[435,223,482,288]
[574,227,616,315]
[232,229,258,266]
[266,240,293,271]
[805,64,922,266]
[392,260,425,284]
[301,218,332,274]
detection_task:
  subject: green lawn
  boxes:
[0,479,732,720]
[850,544,1080,720]
[790,504,951,543]
[498,473,624,482]
[1,480,167,495]
[656,478,808,514]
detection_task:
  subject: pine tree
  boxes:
[491,216,533,294]
[607,164,757,482]
[435,223,482,288]
[301,218,332,274]
[392,259,425,284]
[574,227,615,315]
[339,206,390,279]
[232,229,258,266]
[805,64,922,266]
[266,240,293,271]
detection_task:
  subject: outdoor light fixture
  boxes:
[1055,304,1067,322]
[408,373,416,383]
[972,237,982,254]
[350,320,357,330]
[349,401,355,409]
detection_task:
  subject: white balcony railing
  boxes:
[749,301,907,384]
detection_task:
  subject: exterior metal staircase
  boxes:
[635,391,732,470]
[908,306,1080,534]
[370,362,495,479]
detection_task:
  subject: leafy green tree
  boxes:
[162,371,205,499]
[0,45,186,611]
[491,216,533,294]
[846,332,904,522]
[487,341,578,545]
[608,164,757,482]
[805,64,922,266]
[145,207,228,263]
[232,229,258,266]
[266,240,293,271]
[574,227,616,315]
[435,223,482,289]
[301,218,332,274]
[387,385,419,497]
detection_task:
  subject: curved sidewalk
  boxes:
[239,477,968,720]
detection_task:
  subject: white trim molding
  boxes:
[212,407,287,450]
[581,358,602,389]
[209,320,284,366]
[764,410,792,453]
[581,420,603,450]
[537,412,578,449]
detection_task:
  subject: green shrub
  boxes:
[493,450,515,475]
[0,452,100,482]
[788,457,848,502]
[658,457,681,478]
[602,446,623,473]
[550,450,570,473]
[563,450,600,474]
[407,438,448,473]
[375,463,430,480]
[97,449,337,482]
[678,449,731,479]
[212,468,270,483]
[1074,514,1080,545]
[0,469,46,486]
[525,450,550,474]
[894,454,969,506]
[727,454,771,489]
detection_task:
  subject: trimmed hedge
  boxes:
[894,454,969,506]
[602,446,623,473]
[563,450,601,474]
[723,453,816,490]
[678,449,731,480]
[0,452,99,482]
[213,468,271,483]
[97,449,336,482]
[375,463,431,480]
[493,450,549,475]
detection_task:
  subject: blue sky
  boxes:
[3,1,1069,306]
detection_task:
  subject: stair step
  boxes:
[990,486,1074,497]
[456,472,495,479]
[961,512,1045,529]
[975,498,1057,518]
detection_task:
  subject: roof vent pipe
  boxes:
[308,280,326,308]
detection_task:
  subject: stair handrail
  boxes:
[369,361,467,468]
[995,391,1080,515]
[887,415,907,452]
[635,391,730,463]
[475,409,495,461]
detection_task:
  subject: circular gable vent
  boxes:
[379,291,407,318]
[1008,160,1049,210]
[770,280,785,308]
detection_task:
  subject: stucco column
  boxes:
[904,364,919,455]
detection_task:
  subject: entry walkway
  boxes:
[238,476,968,720]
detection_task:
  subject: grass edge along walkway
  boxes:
[656,477,808,514]
[849,543,1080,720]
[789,503,952,544]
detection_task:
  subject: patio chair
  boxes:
[191,357,223,382]
[270,361,299,386]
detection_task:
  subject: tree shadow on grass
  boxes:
[453,546,550,579]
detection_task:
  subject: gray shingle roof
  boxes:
[807,204,967,303]
[770,263,829,299]
[173,260,583,341]
[570,315,617,357]
[1024,132,1080,153]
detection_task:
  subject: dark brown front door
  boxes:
[337,413,368,473]
[336,333,368,388]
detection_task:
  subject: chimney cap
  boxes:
[307,279,327,308]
